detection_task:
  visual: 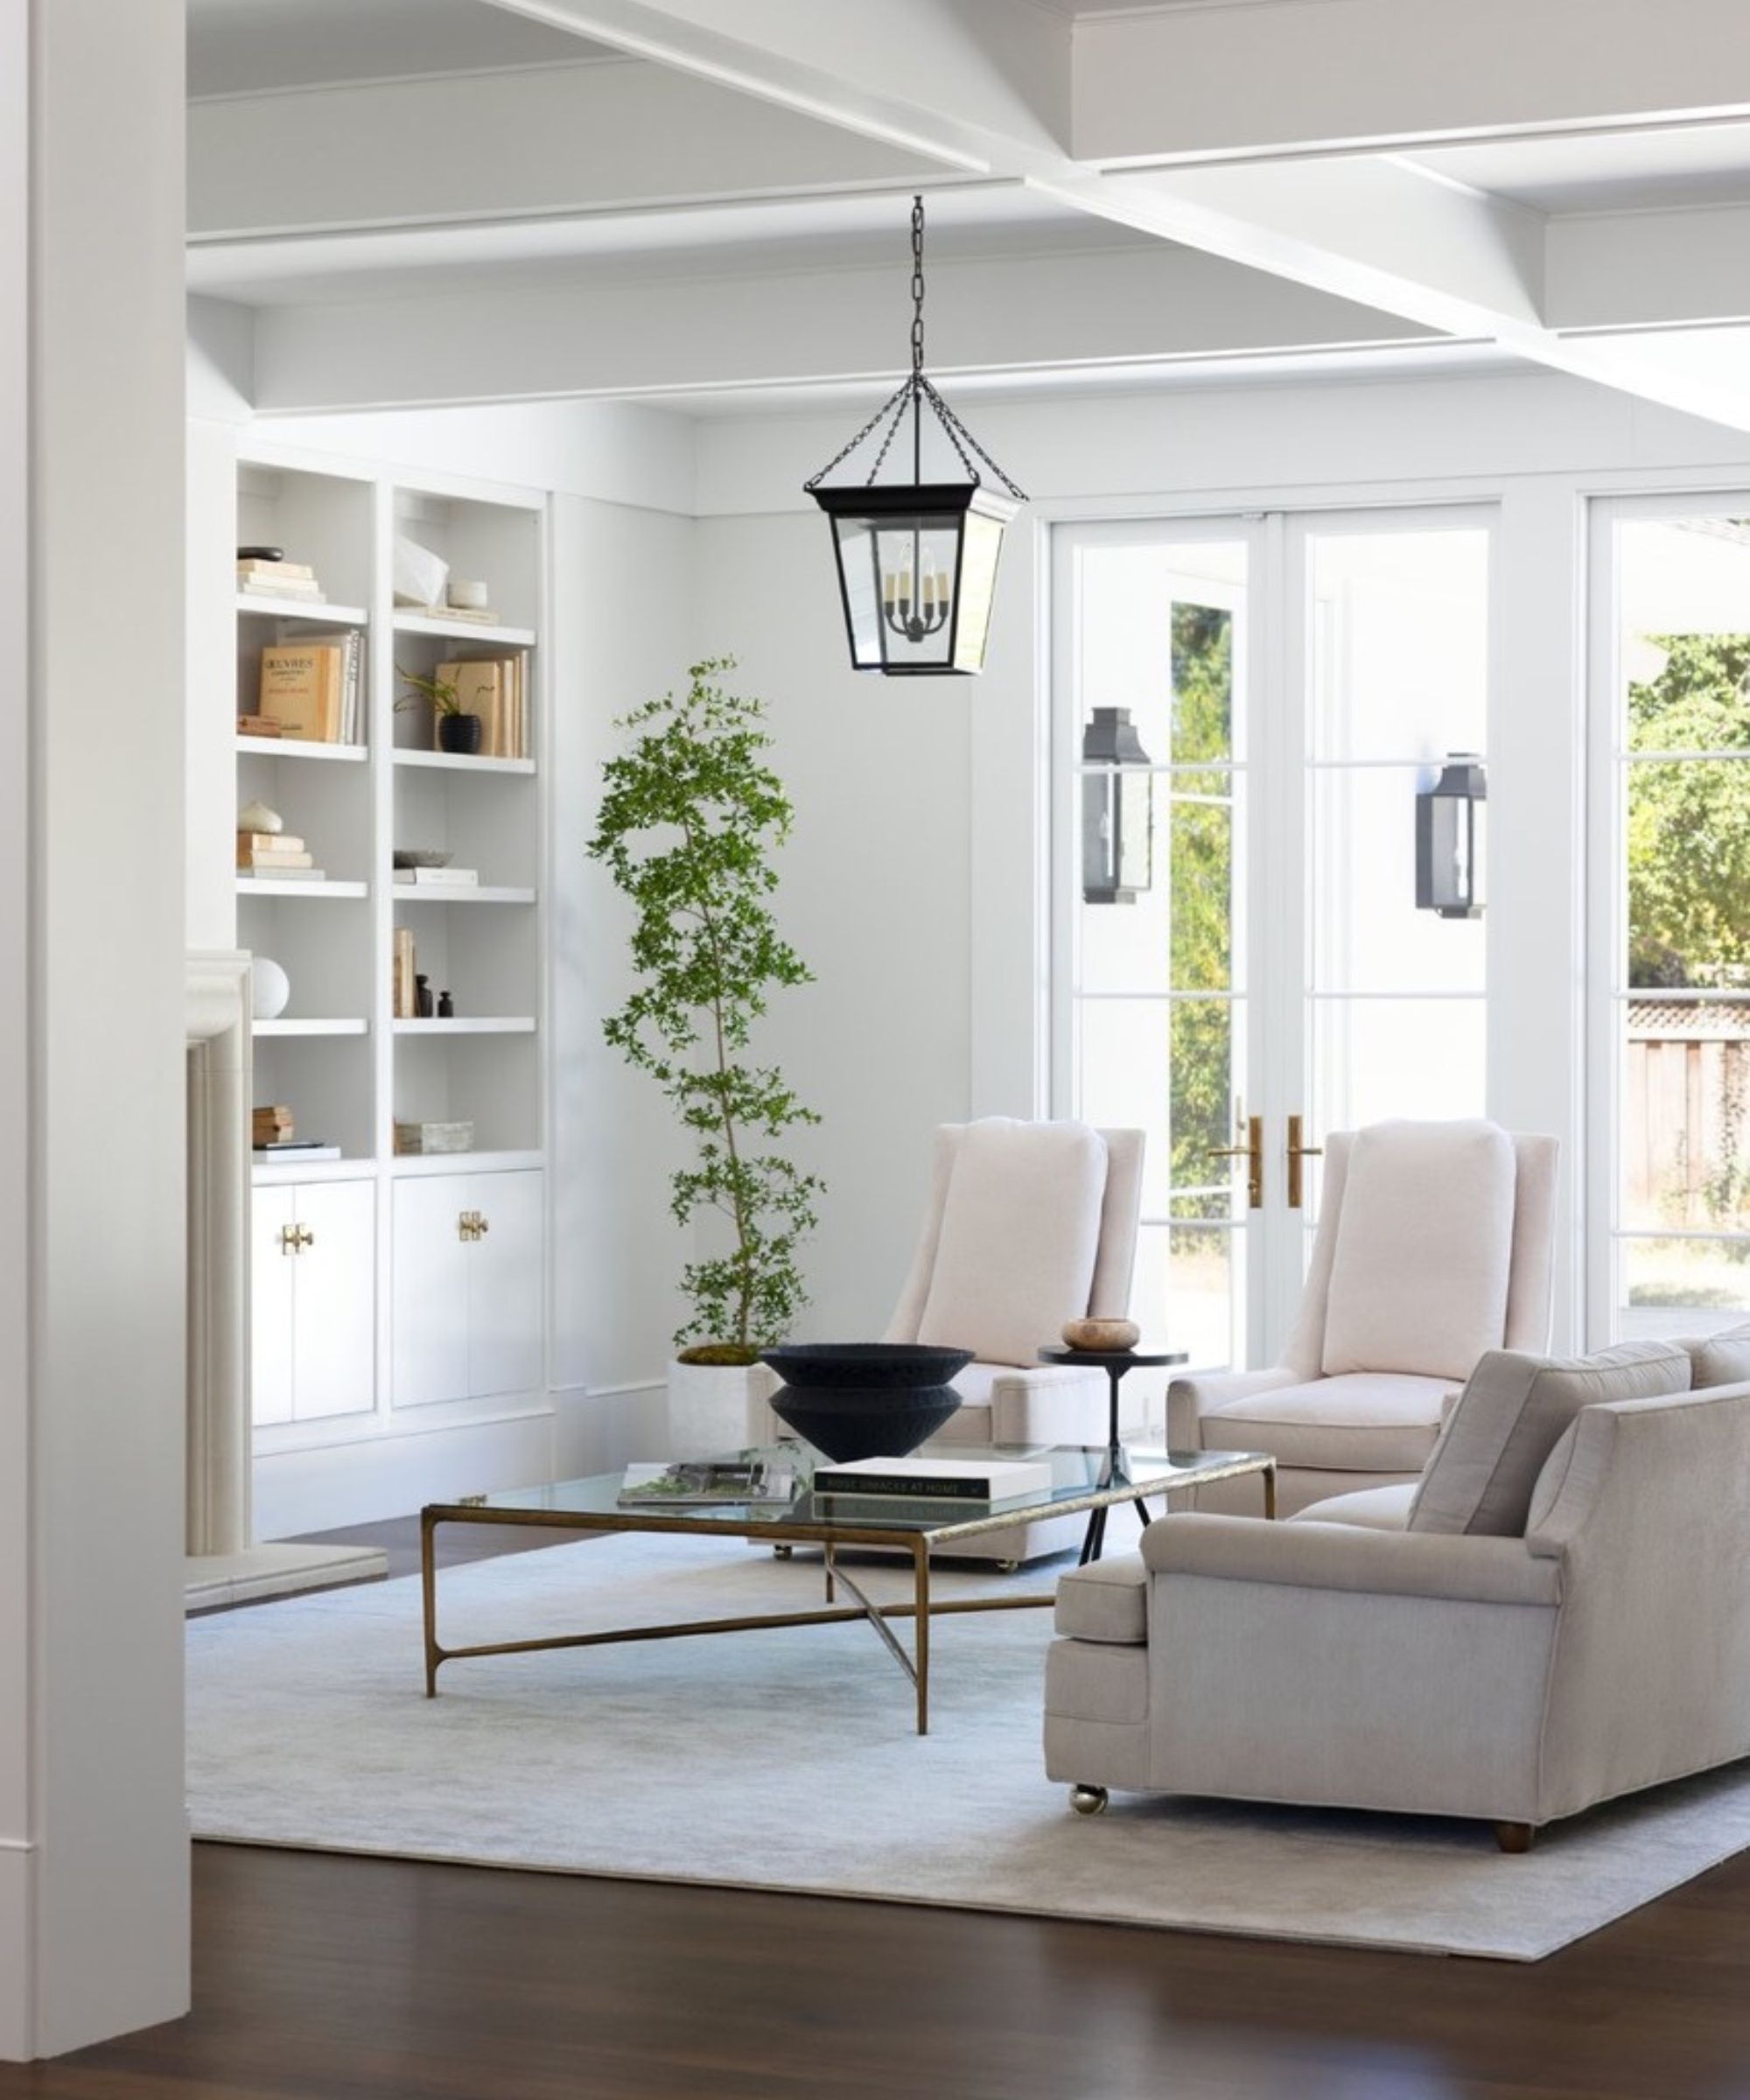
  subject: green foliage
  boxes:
[1627,633,1750,987]
[396,664,463,717]
[588,659,822,1358]
[1167,606,1236,1215]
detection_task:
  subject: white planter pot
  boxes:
[666,1358,780,1460]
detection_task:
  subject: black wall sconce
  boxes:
[1416,754,1487,919]
[1082,707,1154,905]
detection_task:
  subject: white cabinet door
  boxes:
[291,1180,376,1421]
[392,1175,472,1410]
[466,1170,544,1400]
[250,1186,296,1427]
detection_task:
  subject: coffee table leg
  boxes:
[1264,1464,1278,1521]
[824,1536,836,1605]
[913,1538,931,1736]
[422,1509,440,1698]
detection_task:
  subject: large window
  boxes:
[1596,508,1750,1338]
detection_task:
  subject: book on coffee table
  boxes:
[809,1456,1054,1503]
[617,1460,796,1508]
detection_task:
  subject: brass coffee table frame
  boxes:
[421,1449,1276,1736]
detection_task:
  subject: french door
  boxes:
[1052,508,1494,1370]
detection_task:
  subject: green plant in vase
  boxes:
[396,664,480,756]
[589,657,822,1370]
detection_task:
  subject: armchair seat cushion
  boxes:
[1200,1371,1452,1474]
[1290,1481,1416,1530]
[1054,1553,1147,1644]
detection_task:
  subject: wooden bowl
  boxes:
[1060,1318,1140,1353]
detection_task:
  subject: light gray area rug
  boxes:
[186,1530,1750,1961]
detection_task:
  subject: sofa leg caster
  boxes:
[1069,1785,1109,1817]
[1494,1821,1535,1854]
[772,1544,793,1560]
[996,1559,1020,1575]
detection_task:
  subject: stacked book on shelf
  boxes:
[393,864,479,888]
[238,553,326,604]
[439,654,529,759]
[251,633,364,745]
[237,827,326,881]
[252,1105,340,1164]
[394,1120,474,1157]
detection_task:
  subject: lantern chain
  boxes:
[911,193,927,376]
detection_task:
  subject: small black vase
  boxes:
[438,712,483,756]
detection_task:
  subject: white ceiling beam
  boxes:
[1073,0,1750,164]
[246,243,1434,413]
[1546,204,1750,332]
[483,0,1071,166]
[188,60,946,240]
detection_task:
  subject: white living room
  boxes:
[11,1,1750,2092]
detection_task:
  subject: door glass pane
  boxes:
[1612,516,1750,1334]
[1077,773,1237,996]
[1075,997,1242,1222]
[1130,1222,1242,1375]
[1306,523,1490,1140]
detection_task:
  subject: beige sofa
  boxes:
[1171,1120,1558,1518]
[1045,1349,1750,1849]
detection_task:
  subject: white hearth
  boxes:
[185,952,384,1607]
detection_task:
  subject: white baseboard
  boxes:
[253,1414,556,1536]
[0,1841,32,2060]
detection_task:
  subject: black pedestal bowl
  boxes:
[760,1342,973,1463]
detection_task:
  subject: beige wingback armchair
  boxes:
[1172,1119,1558,1517]
[1045,1371,1750,1849]
[751,1117,1145,1563]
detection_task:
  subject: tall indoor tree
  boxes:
[589,658,822,1364]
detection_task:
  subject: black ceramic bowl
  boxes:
[760,1343,974,1463]
[760,1342,972,1390]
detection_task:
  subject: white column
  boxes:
[0,0,191,2057]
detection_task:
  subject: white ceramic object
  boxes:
[666,1359,780,1460]
[251,957,290,1021]
[446,578,489,612]
[237,797,283,835]
[392,532,448,609]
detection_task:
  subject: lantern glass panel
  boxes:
[830,511,965,673]
[950,506,1006,674]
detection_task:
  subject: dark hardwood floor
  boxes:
[38,1516,1748,2097]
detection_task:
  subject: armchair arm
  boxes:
[1166,1366,1298,1452]
[1141,1511,1562,1608]
[989,1362,1106,1446]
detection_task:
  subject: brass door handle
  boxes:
[280,1222,315,1254]
[1287,1114,1323,1211]
[475,1215,489,1236]
[1208,1114,1263,1210]
[458,1210,489,1242]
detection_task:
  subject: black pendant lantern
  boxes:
[1415,754,1487,919]
[1082,707,1154,905]
[805,196,1026,677]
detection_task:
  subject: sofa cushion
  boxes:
[916,1119,1106,1367]
[1321,1120,1516,1382]
[1054,1554,1147,1644]
[1678,1320,1750,1392]
[1290,1482,1416,1530]
[1407,1340,1690,1536]
[1200,1371,1452,1473]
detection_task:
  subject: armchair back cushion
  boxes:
[1678,1320,1750,1392]
[1320,1120,1517,1381]
[914,1118,1108,1367]
[1406,1340,1690,1536]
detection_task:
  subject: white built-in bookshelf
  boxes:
[229,449,548,1445]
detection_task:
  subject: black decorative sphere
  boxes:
[760,1343,972,1463]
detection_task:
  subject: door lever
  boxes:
[1208,1114,1264,1210]
[1287,1114,1323,1210]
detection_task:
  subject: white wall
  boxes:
[3,0,189,2058]
[691,368,1750,1354]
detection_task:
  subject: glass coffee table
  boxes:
[422,1441,1275,1734]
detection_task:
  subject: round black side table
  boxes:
[1037,1343,1188,1564]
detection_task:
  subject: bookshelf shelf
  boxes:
[390,885,536,906]
[255,1018,371,1038]
[236,878,370,900]
[389,1148,544,1178]
[251,1158,376,1186]
[392,1017,536,1035]
[235,735,368,763]
[392,612,537,648]
[391,748,536,776]
[236,595,369,626]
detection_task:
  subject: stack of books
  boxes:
[438,654,529,760]
[808,1456,1055,1511]
[251,1105,340,1164]
[392,927,416,1018]
[238,556,327,604]
[254,1105,294,1147]
[392,865,479,889]
[258,632,363,744]
[237,828,325,881]
[394,1120,474,1156]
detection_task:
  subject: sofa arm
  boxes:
[1141,1511,1562,1608]
[1166,1366,1297,1451]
